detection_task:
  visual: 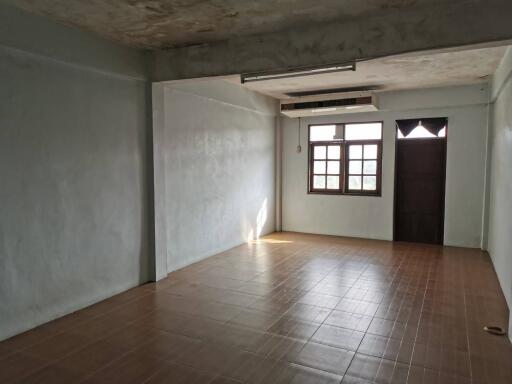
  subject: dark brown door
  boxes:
[394,139,446,244]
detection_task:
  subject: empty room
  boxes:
[1,1,512,383]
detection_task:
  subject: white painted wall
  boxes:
[154,79,277,274]
[488,47,512,337]
[282,84,488,248]
[0,5,150,341]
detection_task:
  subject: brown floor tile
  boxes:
[22,332,91,362]
[225,351,279,383]
[0,326,61,352]
[298,292,342,309]
[467,353,512,383]
[366,318,407,340]
[80,351,167,384]
[311,324,365,351]
[310,283,351,297]
[196,301,245,323]
[248,298,295,315]
[36,311,96,335]
[346,353,409,383]
[357,333,414,364]
[0,343,15,360]
[228,308,282,331]
[13,363,86,384]
[324,310,373,332]
[336,298,379,317]
[210,325,269,352]
[66,314,124,341]
[269,362,343,384]
[406,365,472,384]
[290,341,354,375]
[194,275,245,291]
[57,339,127,374]
[411,343,472,378]
[1,232,511,384]
[143,363,216,384]
[177,342,242,376]
[134,330,203,361]
[268,317,320,340]
[209,289,260,308]
[283,303,332,323]
[235,281,279,296]
[255,334,307,361]
[101,323,162,351]
[0,352,48,383]
[344,288,385,304]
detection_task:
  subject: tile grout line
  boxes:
[357,243,411,383]
[463,279,474,384]
[404,251,434,384]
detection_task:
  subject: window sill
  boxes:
[308,191,381,197]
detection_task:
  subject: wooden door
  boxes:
[394,138,446,244]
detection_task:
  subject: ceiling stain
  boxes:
[5,0,463,49]
[374,0,419,9]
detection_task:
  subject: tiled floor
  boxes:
[1,232,511,383]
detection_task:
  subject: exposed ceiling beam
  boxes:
[151,0,512,82]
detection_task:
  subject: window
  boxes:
[396,118,447,139]
[397,125,446,139]
[309,122,382,195]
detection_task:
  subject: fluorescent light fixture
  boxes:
[312,107,337,113]
[346,105,363,110]
[241,63,356,83]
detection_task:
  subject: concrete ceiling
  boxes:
[231,46,507,99]
[5,0,464,49]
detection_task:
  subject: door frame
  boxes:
[392,125,448,244]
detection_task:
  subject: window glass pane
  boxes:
[313,176,326,189]
[363,160,377,175]
[399,124,448,139]
[364,145,378,159]
[314,146,326,159]
[327,145,341,159]
[363,176,377,190]
[310,125,337,141]
[349,160,362,175]
[327,176,339,189]
[314,161,326,174]
[327,161,340,174]
[345,123,382,140]
[348,176,361,190]
[349,145,362,159]
[405,125,437,138]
